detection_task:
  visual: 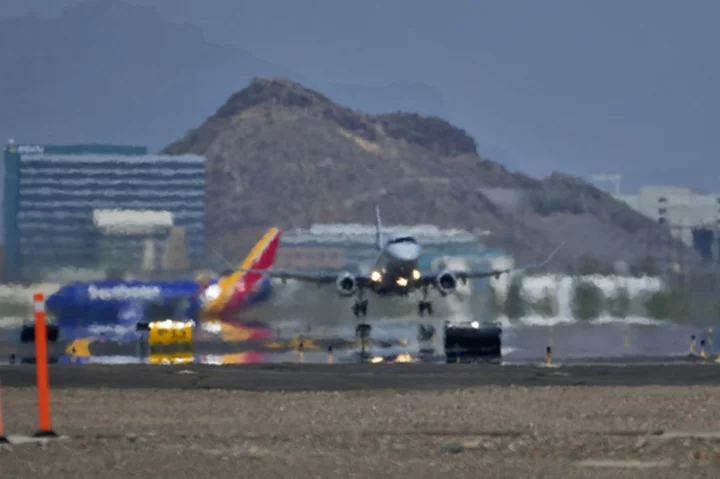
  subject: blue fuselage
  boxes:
[46,277,273,341]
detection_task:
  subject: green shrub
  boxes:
[531,287,557,317]
[606,287,630,318]
[486,284,504,320]
[504,275,528,320]
[571,280,605,320]
[644,287,690,321]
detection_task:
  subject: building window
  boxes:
[658,208,667,215]
[658,217,666,224]
[658,197,667,203]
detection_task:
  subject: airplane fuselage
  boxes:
[367,233,422,296]
[44,276,274,341]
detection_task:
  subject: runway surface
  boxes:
[1,315,717,354]
[1,287,719,391]
[3,293,720,478]
[2,362,720,391]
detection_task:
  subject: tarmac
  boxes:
[1,361,720,391]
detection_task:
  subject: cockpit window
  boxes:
[388,236,418,245]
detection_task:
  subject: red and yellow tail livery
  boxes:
[198,227,282,320]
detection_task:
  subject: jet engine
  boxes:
[335,272,357,297]
[435,270,458,296]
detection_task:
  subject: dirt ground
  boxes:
[1,386,720,478]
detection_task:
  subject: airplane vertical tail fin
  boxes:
[241,227,282,272]
[201,227,282,315]
[375,204,383,251]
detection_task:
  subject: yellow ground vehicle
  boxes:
[146,319,194,347]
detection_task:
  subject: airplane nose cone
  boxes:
[388,243,420,262]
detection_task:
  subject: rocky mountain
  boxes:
[163,77,694,271]
[315,81,451,120]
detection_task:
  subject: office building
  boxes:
[614,184,720,261]
[2,141,206,281]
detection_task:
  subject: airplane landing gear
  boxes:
[352,300,368,317]
[355,322,372,358]
[351,288,371,358]
[352,287,368,317]
[417,323,436,342]
[418,286,433,317]
[418,301,433,316]
[356,323,372,339]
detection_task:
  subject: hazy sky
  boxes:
[3,0,719,193]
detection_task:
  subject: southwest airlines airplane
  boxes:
[44,227,282,342]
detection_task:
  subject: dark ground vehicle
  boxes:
[444,320,502,363]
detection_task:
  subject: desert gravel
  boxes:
[1,386,720,478]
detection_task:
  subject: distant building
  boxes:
[2,141,206,281]
[276,223,511,289]
[614,185,720,261]
[93,209,178,274]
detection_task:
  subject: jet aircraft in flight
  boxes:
[236,206,561,340]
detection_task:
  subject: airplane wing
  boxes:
[236,243,563,287]
[419,243,564,285]
[235,267,372,286]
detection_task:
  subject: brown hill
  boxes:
[163,77,693,270]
